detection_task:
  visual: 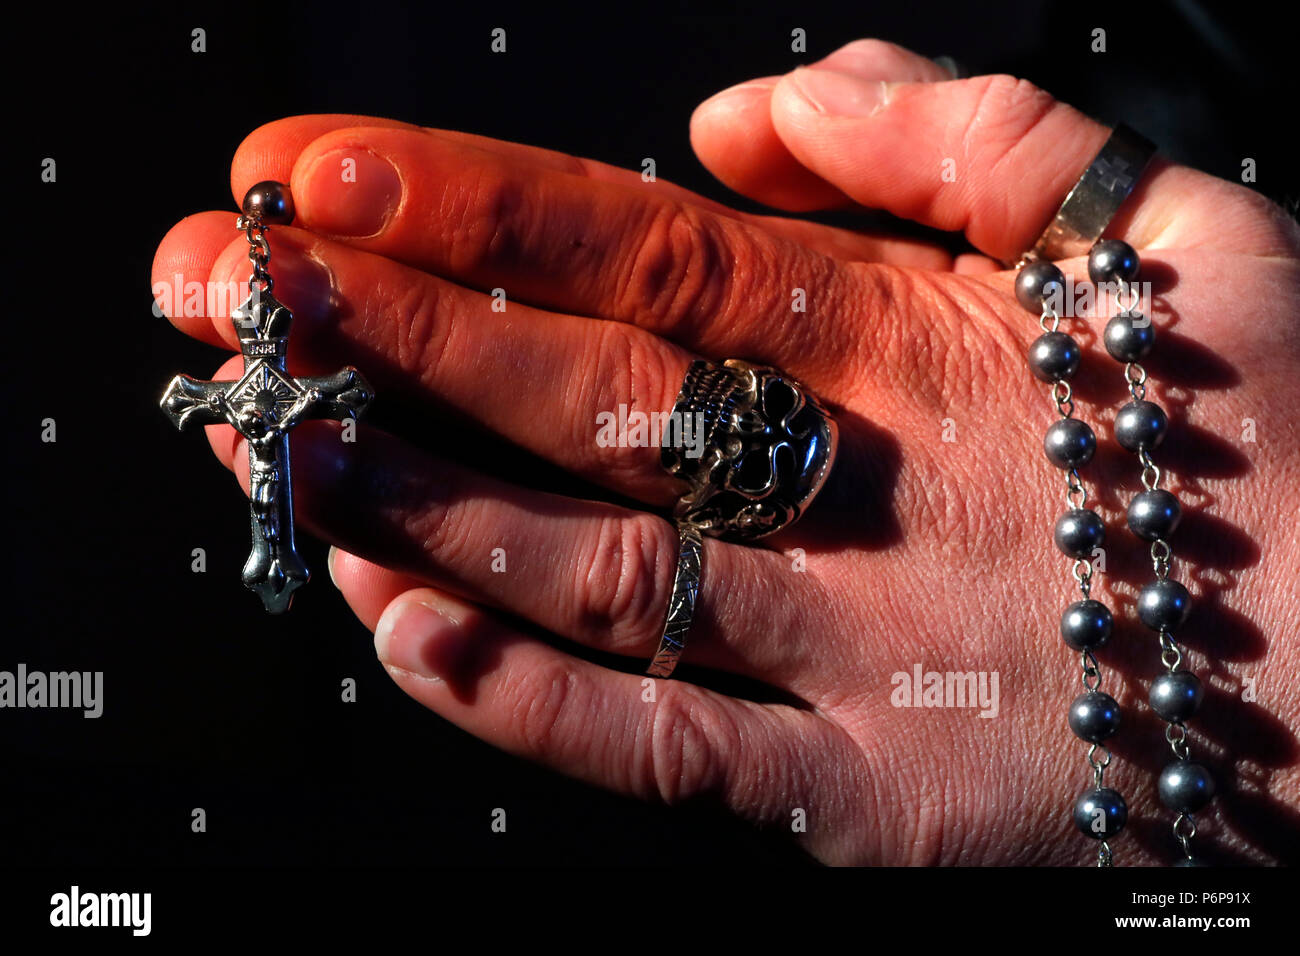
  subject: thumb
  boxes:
[690,39,952,213]
[769,65,1284,262]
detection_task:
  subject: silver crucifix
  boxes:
[159,182,373,613]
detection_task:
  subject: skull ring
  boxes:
[661,358,838,541]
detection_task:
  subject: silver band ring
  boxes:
[645,521,704,679]
[1015,123,1156,267]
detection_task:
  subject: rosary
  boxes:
[1016,241,1213,866]
[160,182,373,613]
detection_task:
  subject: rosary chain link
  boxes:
[1173,814,1198,857]
[1072,557,1093,597]
[1052,379,1075,420]
[1151,539,1173,579]
[237,213,274,292]
[1039,301,1061,334]
[1087,743,1112,788]
[1138,448,1162,491]
[1165,720,1191,760]
[1081,649,1103,691]
[1125,362,1147,402]
[1158,628,1183,671]
[1065,468,1088,510]
[1116,278,1142,313]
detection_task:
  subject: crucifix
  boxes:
[160,182,373,613]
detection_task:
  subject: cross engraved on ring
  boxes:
[1093,156,1133,194]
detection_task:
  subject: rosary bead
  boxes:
[1174,857,1210,867]
[1088,239,1141,285]
[242,181,295,225]
[1015,260,1067,313]
[1128,489,1182,541]
[1061,599,1113,650]
[1114,400,1168,452]
[1073,787,1128,839]
[1068,691,1122,742]
[1044,419,1096,469]
[1028,331,1082,382]
[1054,508,1105,558]
[1138,579,1192,631]
[1149,671,1204,723]
[1158,761,1215,813]
[1104,312,1155,362]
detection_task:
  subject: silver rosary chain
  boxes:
[1108,281,1203,863]
[1038,299,1115,868]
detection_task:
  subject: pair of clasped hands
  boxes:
[154,40,1300,865]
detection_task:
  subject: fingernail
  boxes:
[326,546,340,589]
[373,596,461,680]
[788,67,897,117]
[301,147,401,236]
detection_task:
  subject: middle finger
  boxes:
[199,391,818,684]
[157,211,705,505]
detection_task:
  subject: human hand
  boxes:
[153,39,1300,865]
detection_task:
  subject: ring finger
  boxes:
[200,392,821,683]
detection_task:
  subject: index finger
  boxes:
[231,114,950,269]
[272,123,891,384]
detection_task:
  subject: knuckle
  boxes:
[382,276,455,380]
[445,165,531,276]
[959,74,1060,184]
[403,498,455,567]
[642,684,729,804]
[612,202,846,376]
[968,74,1056,135]
[509,659,579,757]
[577,323,680,484]
[614,202,736,338]
[394,473,469,571]
[578,512,672,651]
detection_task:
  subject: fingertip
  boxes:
[231,114,416,210]
[152,211,245,348]
[327,545,341,588]
[330,548,427,631]
[204,420,241,472]
[374,587,475,683]
[691,76,847,212]
[200,353,244,471]
[692,77,780,122]
[812,38,956,83]
[290,129,404,238]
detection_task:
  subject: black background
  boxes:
[3,0,1297,876]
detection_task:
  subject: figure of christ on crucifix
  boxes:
[160,290,373,612]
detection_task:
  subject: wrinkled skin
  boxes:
[154,39,1300,865]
